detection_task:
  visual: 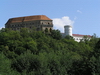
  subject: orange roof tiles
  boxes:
[6,15,52,24]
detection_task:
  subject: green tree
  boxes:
[0,52,20,75]
[50,30,62,40]
[65,35,74,40]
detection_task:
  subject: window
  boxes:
[45,28,48,32]
[50,28,52,32]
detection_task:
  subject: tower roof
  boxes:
[64,25,72,28]
[6,15,52,24]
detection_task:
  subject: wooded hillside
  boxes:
[0,28,100,75]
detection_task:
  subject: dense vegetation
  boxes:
[0,28,100,75]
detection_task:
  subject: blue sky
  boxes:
[0,0,100,36]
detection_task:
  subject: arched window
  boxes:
[50,28,52,32]
[45,28,48,32]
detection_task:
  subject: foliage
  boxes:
[0,28,100,75]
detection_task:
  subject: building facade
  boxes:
[5,15,91,42]
[5,15,53,31]
[62,25,91,42]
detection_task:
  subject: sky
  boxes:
[0,0,100,36]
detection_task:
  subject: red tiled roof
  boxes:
[61,33,91,37]
[73,34,92,37]
[6,15,52,24]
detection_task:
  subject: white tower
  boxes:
[64,25,72,36]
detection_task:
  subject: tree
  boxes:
[94,39,100,58]
[50,29,62,40]
[65,35,74,40]
[0,52,20,75]
[12,50,41,74]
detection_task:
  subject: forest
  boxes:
[0,28,100,75]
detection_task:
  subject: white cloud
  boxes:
[77,10,82,14]
[52,16,74,33]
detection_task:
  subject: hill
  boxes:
[0,28,100,75]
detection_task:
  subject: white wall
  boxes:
[64,25,72,36]
[73,36,83,42]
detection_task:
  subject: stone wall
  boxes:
[5,20,53,31]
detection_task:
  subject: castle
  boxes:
[5,15,53,32]
[5,15,91,42]
[62,25,91,42]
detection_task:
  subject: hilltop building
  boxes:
[5,15,91,42]
[62,25,91,42]
[5,15,53,31]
